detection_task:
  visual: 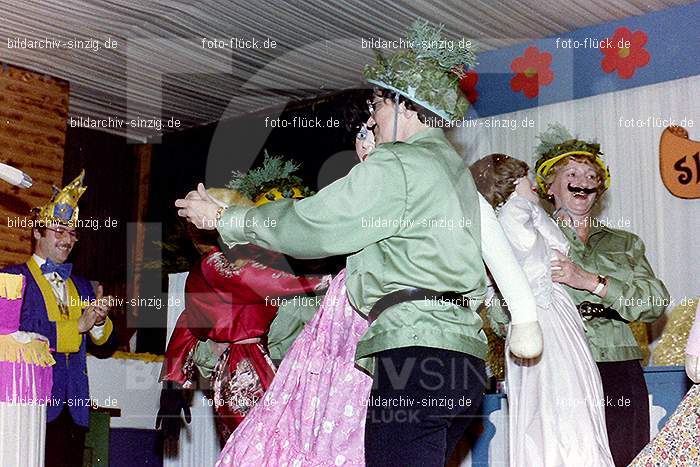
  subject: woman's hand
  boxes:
[550,250,599,293]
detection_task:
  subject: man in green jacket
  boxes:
[176,21,543,467]
[491,124,669,466]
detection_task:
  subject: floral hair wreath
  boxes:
[363,20,478,122]
[534,124,611,196]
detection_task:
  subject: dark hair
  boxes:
[342,88,374,137]
[372,87,440,125]
[470,154,529,209]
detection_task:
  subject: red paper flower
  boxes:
[600,27,650,79]
[510,46,554,99]
[458,70,479,104]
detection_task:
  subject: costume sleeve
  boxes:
[687,301,700,357]
[63,278,117,352]
[89,317,113,345]
[239,264,330,298]
[62,279,95,352]
[268,297,321,360]
[495,195,537,262]
[160,313,199,384]
[479,194,537,325]
[217,147,407,259]
[600,235,670,322]
[529,199,569,255]
[485,283,509,338]
[191,340,220,380]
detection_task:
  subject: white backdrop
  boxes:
[450,75,700,310]
[87,355,161,430]
[87,273,220,465]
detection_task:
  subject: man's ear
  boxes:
[33,228,42,241]
[399,101,416,119]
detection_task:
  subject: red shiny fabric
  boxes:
[162,247,324,386]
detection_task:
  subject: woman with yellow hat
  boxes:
[157,154,332,443]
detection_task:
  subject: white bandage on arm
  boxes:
[478,194,538,324]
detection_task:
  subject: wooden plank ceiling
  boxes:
[0,0,691,141]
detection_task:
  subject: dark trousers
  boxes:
[597,360,650,467]
[46,406,87,467]
[364,347,486,467]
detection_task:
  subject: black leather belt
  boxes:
[367,288,470,324]
[577,301,628,322]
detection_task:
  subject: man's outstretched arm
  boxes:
[176,147,407,259]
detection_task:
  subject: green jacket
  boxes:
[267,296,323,361]
[489,221,669,362]
[218,128,489,372]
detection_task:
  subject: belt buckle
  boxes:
[578,301,596,321]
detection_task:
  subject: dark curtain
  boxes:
[62,126,137,352]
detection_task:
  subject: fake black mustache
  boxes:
[567,184,596,195]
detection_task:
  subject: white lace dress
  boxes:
[499,194,614,467]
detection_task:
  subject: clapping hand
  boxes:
[78,307,98,333]
[79,284,111,332]
[92,284,111,325]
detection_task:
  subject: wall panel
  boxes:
[0,64,69,266]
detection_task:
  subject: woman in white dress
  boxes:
[471,154,614,467]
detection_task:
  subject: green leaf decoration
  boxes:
[362,19,477,122]
[226,151,314,201]
[534,123,604,179]
[535,123,574,157]
[408,20,477,70]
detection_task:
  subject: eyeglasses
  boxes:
[367,98,384,115]
[356,125,369,141]
[355,123,376,141]
[45,227,79,241]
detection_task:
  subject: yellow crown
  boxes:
[33,170,87,226]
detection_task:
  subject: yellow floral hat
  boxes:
[534,124,610,196]
[227,151,313,206]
